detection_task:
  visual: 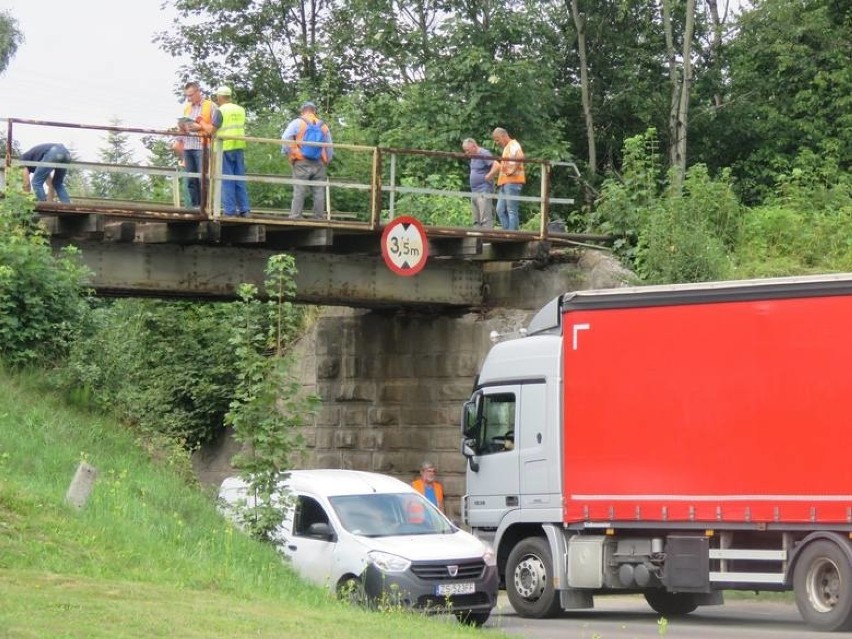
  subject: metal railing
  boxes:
[3,117,578,239]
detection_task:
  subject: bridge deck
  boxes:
[7,118,611,307]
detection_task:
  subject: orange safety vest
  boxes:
[291,115,330,164]
[497,139,526,186]
[412,478,445,512]
[183,99,216,145]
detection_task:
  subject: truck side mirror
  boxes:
[462,439,479,472]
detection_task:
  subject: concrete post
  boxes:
[65,462,98,509]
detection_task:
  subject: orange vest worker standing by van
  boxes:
[412,460,445,512]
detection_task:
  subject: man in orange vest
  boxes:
[281,101,334,219]
[178,81,220,207]
[412,460,445,512]
[485,127,525,230]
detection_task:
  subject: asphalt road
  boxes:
[482,594,820,639]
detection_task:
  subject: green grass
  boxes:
[0,370,504,638]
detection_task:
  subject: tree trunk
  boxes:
[661,0,680,173]
[674,0,696,191]
[706,0,726,108]
[569,0,597,204]
[662,0,696,193]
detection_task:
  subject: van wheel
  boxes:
[506,537,562,618]
[794,539,852,631]
[336,576,367,606]
[455,610,491,626]
[643,590,698,616]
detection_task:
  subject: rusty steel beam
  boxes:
[55,240,484,309]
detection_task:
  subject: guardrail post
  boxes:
[370,148,383,230]
[211,138,223,219]
[540,161,552,240]
[5,119,12,173]
[200,143,210,217]
[389,152,397,220]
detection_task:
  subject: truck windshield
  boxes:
[330,493,455,537]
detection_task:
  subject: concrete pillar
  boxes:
[66,462,98,509]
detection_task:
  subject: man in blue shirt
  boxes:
[281,101,334,219]
[21,143,72,203]
[462,138,494,228]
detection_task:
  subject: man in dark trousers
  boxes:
[21,143,72,202]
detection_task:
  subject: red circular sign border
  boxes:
[381,216,430,277]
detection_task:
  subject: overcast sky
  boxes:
[0,0,187,161]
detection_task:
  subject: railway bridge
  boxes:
[4,117,609,310]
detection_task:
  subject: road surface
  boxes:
[483,593,818,638]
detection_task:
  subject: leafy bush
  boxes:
[592,131,736,284]
[0,188,91,367]
[733,150,852,277]
[57,298,271,449]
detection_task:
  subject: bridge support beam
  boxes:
[55,240,484,309]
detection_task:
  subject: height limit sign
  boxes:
[381,216,429,276]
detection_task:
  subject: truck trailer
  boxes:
[460,273,852,631]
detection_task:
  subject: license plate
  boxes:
[435,582,475,596]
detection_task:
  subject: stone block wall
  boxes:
[300,308,496,520]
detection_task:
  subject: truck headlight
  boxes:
[367,550,411,573]
[483,546,497,567]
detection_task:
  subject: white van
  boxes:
[219,469,498,625]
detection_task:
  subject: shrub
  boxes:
[0,188,91,367]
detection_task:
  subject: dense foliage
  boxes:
[0,188,91,368]
[59,299,250,448]
[593,128,852,283]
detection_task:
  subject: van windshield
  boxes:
[329,493,455,537]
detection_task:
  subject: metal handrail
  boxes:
[3,117,578,239]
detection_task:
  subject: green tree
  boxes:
[142,134,182,204]
[0,10,23,75]
[156,0,337,113]
[90,122,146,200]
[228,255,318,540]
[722,0,852,201]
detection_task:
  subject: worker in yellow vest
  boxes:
[178,81,220,207]
[214,86,250,217]
[412,460,445,512]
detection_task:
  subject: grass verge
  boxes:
[0,370,499,638]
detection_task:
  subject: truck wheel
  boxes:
[793,539,852,631]
[643,590,698,616]
[506,537,562,618]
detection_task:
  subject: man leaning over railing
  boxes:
[21,143,71,203]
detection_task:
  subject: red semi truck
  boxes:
[460,273,852,631]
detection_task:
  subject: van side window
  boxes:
[293,496,331,537]
[479,393,516,455]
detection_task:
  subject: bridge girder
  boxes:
[55,240,485,310]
